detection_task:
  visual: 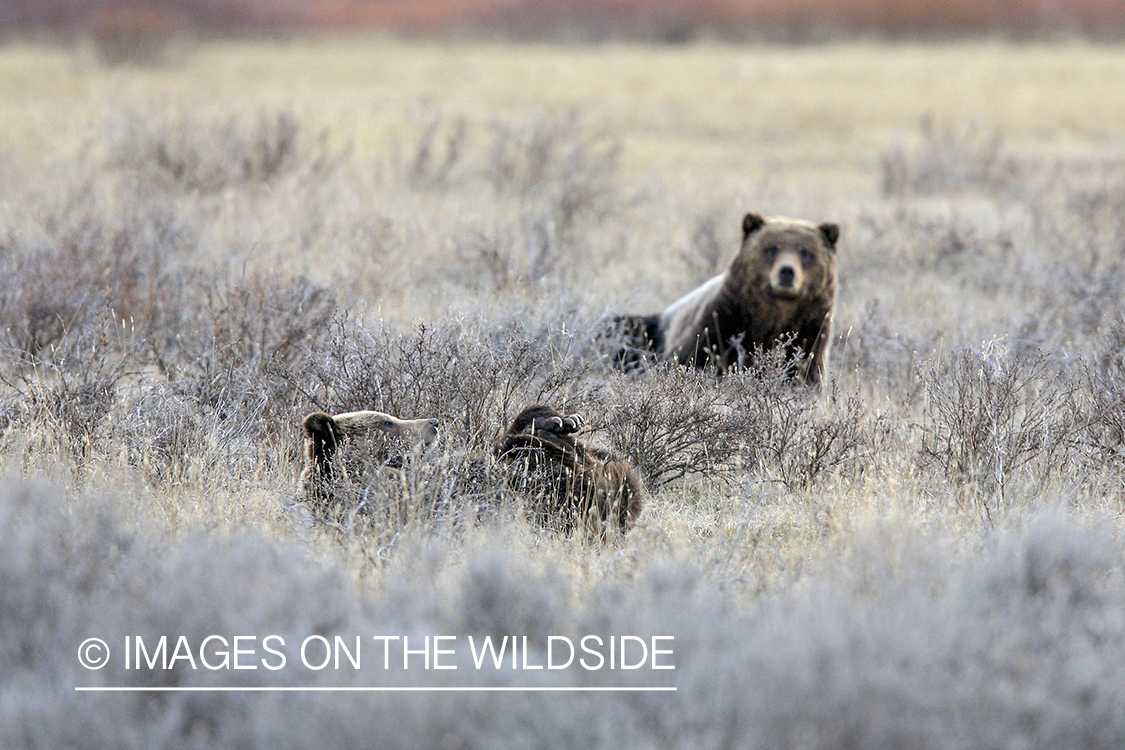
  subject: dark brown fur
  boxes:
[495,405,643,537]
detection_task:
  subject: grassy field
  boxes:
[3,37,1125,748]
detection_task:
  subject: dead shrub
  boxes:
[89,6,185,67]
[485,112,621,207]
[440,113,622,295]
[881,116,1024,197]
[308,451,510,553]
[918,344,1081,515]
[849,206,1020,296]
[592,351,874,491]
[158,274,337,452]
[180,274,336,372]
[115,383,206,487]
[452,207,602,294]
[2,327,126,476]
[1040,243,1125,340]
[397,110,620,208]
[679,207,731,284]
[293,317,588,455]
[1075,317,1125,476]
[405,115,469,190]
[832,299,930,402]
[726,352,876,490]
[0,261,333,482]
[595,365,742,488]
[108,111,302,194]
[0,205,192,367]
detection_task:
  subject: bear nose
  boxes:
[777,265,796,287]
[428,418,440,429]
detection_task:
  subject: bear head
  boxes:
[299,410,440,513]
[303,410,440,469]
[731,212,839,303]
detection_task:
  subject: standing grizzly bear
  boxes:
[495,405,643,538]
[298,410,440,513]
[613,212,839,384]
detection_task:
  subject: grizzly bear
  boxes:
[298,410,440,513]
[495,404,643,537]
[613,212,839,384]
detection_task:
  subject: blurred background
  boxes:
[4,0,1124,51]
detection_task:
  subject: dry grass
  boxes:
[3,37,1125,748]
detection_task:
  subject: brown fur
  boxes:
[298,410,439,513]
[495,405,643,537]
[613,212,839,384]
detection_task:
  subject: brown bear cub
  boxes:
[495,404,643,538]
[613,212,839,384]
[299,410,439,513]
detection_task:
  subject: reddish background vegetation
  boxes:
[2,0,1123,41]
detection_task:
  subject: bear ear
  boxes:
[742,212,766,238]
[818,222,840,250]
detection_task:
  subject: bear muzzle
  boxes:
[394,417,441,450]
[419,418,440,444]
[769,263,804,297]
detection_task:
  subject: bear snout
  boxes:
[770,262,803,296]
[777,265,796,287]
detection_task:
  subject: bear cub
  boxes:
[299,410,439,513]
[495,404,643,538]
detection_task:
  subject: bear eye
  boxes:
[799,248,815,264]
[762,245,779,259]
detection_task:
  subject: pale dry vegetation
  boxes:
[2,38,1125,749]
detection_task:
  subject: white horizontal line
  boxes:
[75,686,676,693]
